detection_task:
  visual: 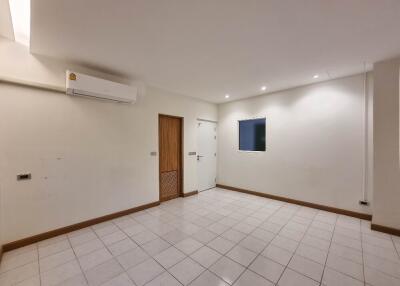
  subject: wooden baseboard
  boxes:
[371,224,400,237]
[182,190,198,197]
[216,184,372,221]
[2,201,160,252]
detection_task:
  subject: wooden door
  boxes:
[159,115,183,201]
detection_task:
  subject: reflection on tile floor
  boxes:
[1,188,400,285]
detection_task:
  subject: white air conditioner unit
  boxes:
[65,70,137,103]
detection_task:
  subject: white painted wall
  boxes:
[372,58,400,230]
[0,38,217,243]
[218,74,373,214]
[0,84,217,243]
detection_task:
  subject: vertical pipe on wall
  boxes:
[362,63,369,203]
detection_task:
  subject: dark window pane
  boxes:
[239,118,266,151]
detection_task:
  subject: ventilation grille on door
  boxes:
[160,171,178,199]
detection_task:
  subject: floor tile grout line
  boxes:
[37,237,71,260]
[25,238,77,285]
[65,222,132,285]
[158,191,283,285]
[186,199,272,284]
[358,252,400,280]
[319,214,338,286]
[2,235,98,284]
[165,193,332,285]
[103,222,148,286]
[155,196,253,285]
[390,235,400,260]
[216,200,291,285]
[82,236,116,256]
[37,243,42,286]
[114,215,187,286]
[333,219,374,283]
[273,205,319,285]
[359,219,367,286]
[72,220,155,285]
[328,218,400,284]
[66,233,91,285]
[0,245,40,283]
[161,194,260,285]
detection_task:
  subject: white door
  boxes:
[197,120,217,191]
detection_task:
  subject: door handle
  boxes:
[197,155,204,161]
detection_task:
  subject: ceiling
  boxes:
[31,0,400,103]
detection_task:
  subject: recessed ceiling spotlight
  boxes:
[225,94,230,99]
[313,74,319,79]
[261,86,267,91]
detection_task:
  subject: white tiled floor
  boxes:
[1,188,400,286]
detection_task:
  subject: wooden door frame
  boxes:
[158,114,184,201]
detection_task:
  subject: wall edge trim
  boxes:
[2,201,160,252]
[0,76,65,93]
[182,190,199,197]
[371,224,400,237]
[216,184,372,220]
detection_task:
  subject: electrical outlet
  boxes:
[17,174,31,181]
